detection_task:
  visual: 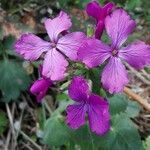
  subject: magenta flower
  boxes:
[30,66,53,102]
[78,9,150,94]
[66,76,110,135]
[30,78,52,102]
[86,1,114,39]
[15,11,85,81]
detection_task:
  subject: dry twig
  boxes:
[5,103,17,150]
[5,129,11,150]
[124,87,150,112]
[124,62,150,85]
[141,69,150,80]
[20,131,42,150]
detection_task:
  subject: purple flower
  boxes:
[78,9,150,94]
[30,78,52,102]
[30,66,53,102]
[15,11,85,81]
[66,76,110,135]
[86,1,114,39]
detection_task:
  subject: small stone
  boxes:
[14,121,21,131]
[47,8,53,15]
[19,102,27,110]
[36,130,44,138]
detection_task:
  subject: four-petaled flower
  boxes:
[15,11,85,81]
[86,0,114,39]
[66,76,110,135]
[78,9,150,93]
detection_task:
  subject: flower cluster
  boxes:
[14,0,150,135]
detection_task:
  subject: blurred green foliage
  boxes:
[0,59,30,101]
[143,136,150,150]
[0,34,30,102]
[0,111,8,135]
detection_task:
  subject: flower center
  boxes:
[112,49,118,56]
[51,42,56,48]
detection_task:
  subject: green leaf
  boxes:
[3,35,15,50]
[125,0,142,10]
[56,93,68,101]
[143,136,150,150]
[98,113,143,150]
[101,31,111,43]
[69,113,143,150]
[108,94,128,115]
[88,66,110,97]
[0,42,4,55]
[98,0,105,5]
[0,111,8,134]
[0,27,3,40]
[69,125,100,150]
[89,67,106,95]
[42,116,69,146]
[75,0,91,9]
[0,59,30,102]
[89,68,100,94]
[125,101,140,118]
[57,0,70,8]
[52,100,73,116]
[108,94,140,117]
[3,35,16,56]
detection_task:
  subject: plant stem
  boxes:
[44,101,53,115]
[42,102,46,123]
[6,103,17,150]
[88,126,94,150]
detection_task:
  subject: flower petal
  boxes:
[95,21,105,39]
[66,103,86,129]
[105,9,136,49]
[57,32,86,61]
[119,41,150,69]
[44,11,72,42]
[101,57,128,93]
[87,94,110,135]
[68,76,89,102]
[42,49,68,81]
[86,1,114,39]
[86,1,102,22]
[30,78,52,102]
[86,1,114,21]
[78,38,111,68]
[102,2,114,18]
[15,34,50,60]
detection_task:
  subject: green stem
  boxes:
[88,126,95,150]
[44,101,53,115]
[42,102,46,123]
